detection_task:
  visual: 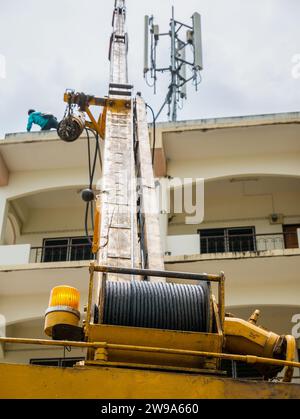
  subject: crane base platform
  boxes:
[0,363,300,399]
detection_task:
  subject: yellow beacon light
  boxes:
[49,286,80,310]
[44,285,81,337]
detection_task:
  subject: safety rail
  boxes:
[30,243,95,264]
[199,232,298,254]
[28,232,299,263]
[1,337,300,377]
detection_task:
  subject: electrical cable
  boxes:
[146,103,156,165]
[178,95,184,110]
[86,129,102,231]
[145,72,155,88]
[90,137,98,230]
[85,129,93,244]
[87,129,94,233]
[193,70,202,87]
[84,201,92,245]
[86,129,92,187]
[96,134,102,170]
[84,128,102,245]
[90,133,99,188]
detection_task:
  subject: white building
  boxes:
[0,111,299,378]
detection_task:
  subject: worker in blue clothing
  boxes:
[27,109,58,132]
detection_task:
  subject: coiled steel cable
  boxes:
[103,280,211,332]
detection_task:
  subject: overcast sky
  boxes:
[0,0,299,137]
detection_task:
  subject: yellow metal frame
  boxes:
[63,92,131,140]
[44,310,79,337]
[0,264,297,387]
[81,264,298,382]
[283,335,296,382]
[86,323,223,371]
[2,363,300,399]
[86,264,226,334]
[84,264,226,371]
[1,336,300,372]
[224,317,297,382]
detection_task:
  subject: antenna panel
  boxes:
[144,15,149,75]
[192,12,203,70]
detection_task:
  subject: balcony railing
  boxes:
[200,232,299,255]
[30,243,95,264]
[27,232,299,263]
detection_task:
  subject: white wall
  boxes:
[0,167,88,244]
[0,291,89,325]
[16,207,92,253]
[168,177,300,240]
[3,319,86,365]
[167,153,300,181]
[167,234,199,256]
[0,244,30,265]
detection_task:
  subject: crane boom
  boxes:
[96,0,164,296]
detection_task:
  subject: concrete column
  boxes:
[156,177,170,255]
[0,197,8,245]
[159,211,168,255]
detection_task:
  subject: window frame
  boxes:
[198,226,256,254]
[283,224,300,249]
[42,236,93,262]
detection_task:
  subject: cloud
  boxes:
[0,0,299,137]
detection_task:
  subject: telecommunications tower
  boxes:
[144,7,203,121]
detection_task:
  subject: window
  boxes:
[70,237,93,261]
[42,236,93,262]
[30,357,84,368]
[283,225,300,249]
[228,228,256,253]
[199,228,226,253]
[198,227,256,254]
[42,238,69,262]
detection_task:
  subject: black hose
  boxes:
[84,201,92,245]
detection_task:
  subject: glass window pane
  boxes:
[228,228,255,252]
[42,239,69,262]
[199,229,225,254]
[70,237,92,261]
[283,225,300,249]
[199,227,255,254]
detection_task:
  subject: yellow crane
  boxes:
[0,0,300,399]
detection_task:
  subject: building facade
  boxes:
[0,112,299,379]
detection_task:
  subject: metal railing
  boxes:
[28,232,299,262]
[200,232,299,255]
[30,243,95,264]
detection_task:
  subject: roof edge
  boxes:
[153,111,300,131]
